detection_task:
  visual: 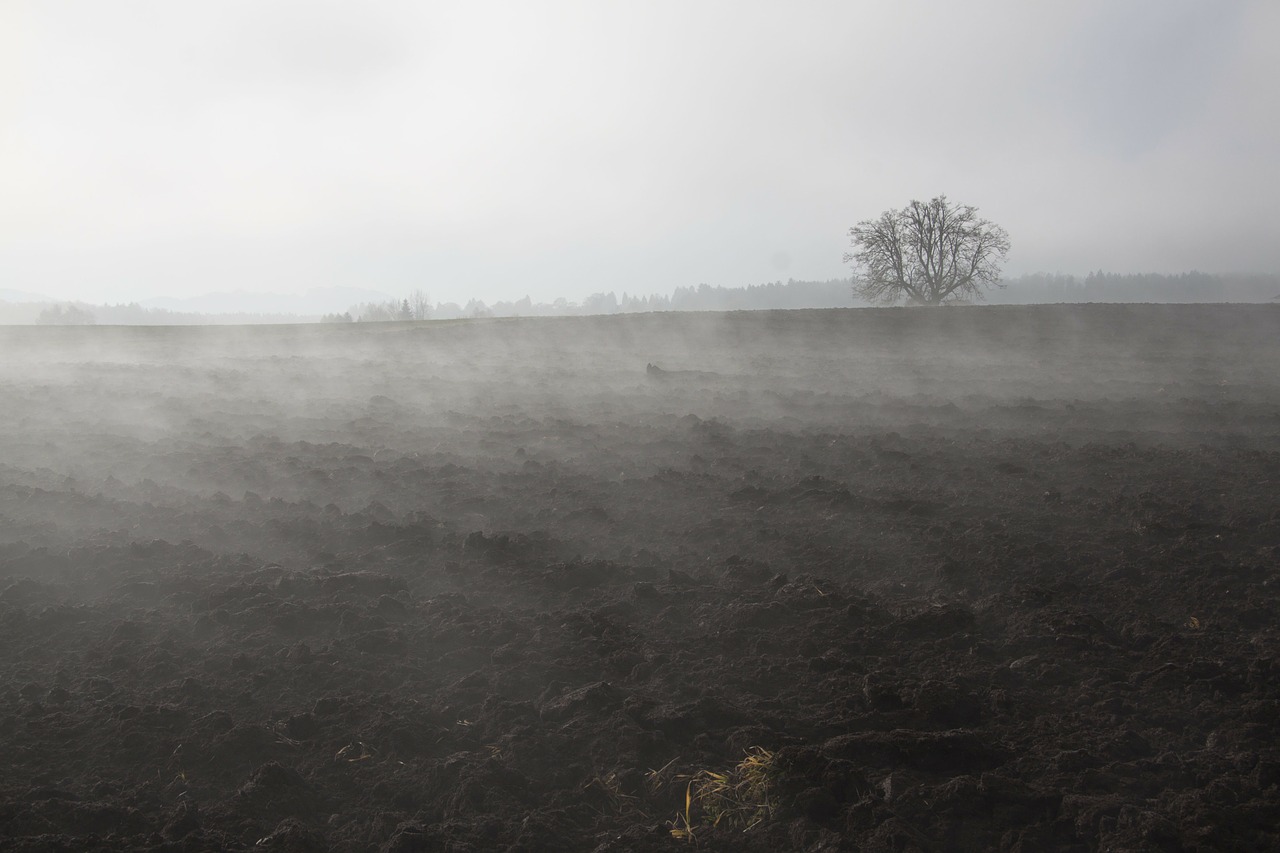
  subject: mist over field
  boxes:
[3,1,1280,849]
[3,306,1280,849]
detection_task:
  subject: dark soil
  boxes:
[1,305,1278,852]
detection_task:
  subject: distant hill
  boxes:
[141,286,396,316]
[0,288,56,303]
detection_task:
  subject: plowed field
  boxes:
[2,305,1278,851]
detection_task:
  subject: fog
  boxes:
[6,6,1280,846]
[3,306,1280,848]
[2,306,1276,555]
[3,1,1277,307]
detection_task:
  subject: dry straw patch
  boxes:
[663,747,776,842]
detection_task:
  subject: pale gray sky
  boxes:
[2,0,1276,306]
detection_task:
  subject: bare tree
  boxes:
[409,288,432,320]
[845,195,1010,305]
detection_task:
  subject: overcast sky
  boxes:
[2,1,1277,306]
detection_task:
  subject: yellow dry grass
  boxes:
[665,747,776,841]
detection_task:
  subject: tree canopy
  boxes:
[845,195,1010,305]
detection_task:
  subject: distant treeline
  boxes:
[328,279,854,321]
[8,271,1278,325]
[989,271,1280,305]
[317,279,853,322]
[409,273,1279,318]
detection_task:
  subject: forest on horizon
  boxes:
[3,271,1277,326]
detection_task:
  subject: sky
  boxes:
[1,0,1277,307]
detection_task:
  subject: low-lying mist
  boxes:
[3,304,1279,851]
[1,304,1276,562]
